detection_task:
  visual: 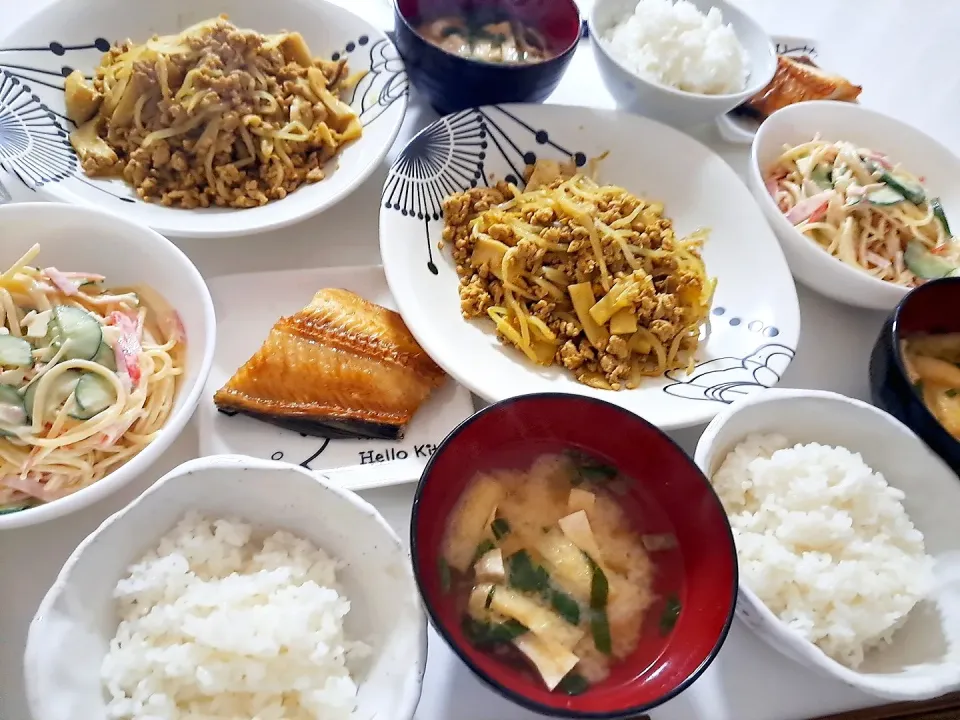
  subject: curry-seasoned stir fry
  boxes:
[439,160,715,390]
[65,15,363,209]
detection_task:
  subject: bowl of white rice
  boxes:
[588,0,776,128]
[23,454,427,720]
[694,388,960,701]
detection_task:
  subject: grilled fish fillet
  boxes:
[214,288,447,440]
[741,55,862,119]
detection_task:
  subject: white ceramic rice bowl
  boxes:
[23,454,427,720]
[0,202,215,530]
[0,0,408,237]
[749,101,960,310]
[588,0,776,129]
[694,388,960,701]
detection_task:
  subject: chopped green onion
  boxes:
[484,585,496,609]
[588,558,609,610]
[585,554,612,655]
[548,589,581,625]
[508,550,550,593]
[462,617,528,647]
[557,672,590,695]
[579,465,618,483]
[491,517,511,539]
[947,388,959,398]
[0,505,28,515]
[474,539,496,561]
[566,449,619,483]
[439,558,452,593]
[660,594,682,635]
[591,610,612,655]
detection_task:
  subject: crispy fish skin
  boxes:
[214,288,447,440]
[742,55,862,119]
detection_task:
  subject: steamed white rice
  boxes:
[603,0,749,95]
[101,512,368,720]
[711,434,933,668]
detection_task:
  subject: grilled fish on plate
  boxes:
[738,55,862,120]
[214,288,448,440]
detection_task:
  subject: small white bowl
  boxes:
[749,101,960,311]
[0,203,215,530]
[24,454,427,720]
[588,0,776,129]
[694,388,960,701]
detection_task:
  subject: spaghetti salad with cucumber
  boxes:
[765,136,956,286]
[0,244,184,514]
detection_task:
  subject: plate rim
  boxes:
[379,102,802,430]
[0,0,408,238]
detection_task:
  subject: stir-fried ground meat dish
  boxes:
[65,16,363,209]
[439,160,715,390]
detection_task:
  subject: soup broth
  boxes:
[440,450,683,694]
[902,332,960,439]
[416,14,553,64]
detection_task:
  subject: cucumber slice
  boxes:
[0,335,34,368]
[880,172,925,204]
[904,240,958,279]
[0,505,29,515]
[810,165,833,191]
[866,186,906,206]
[932,198,952,237]
[93,342,117,371]
[48,306,102,361]
[24,369,82,422]
[71,373,116,420]
[0,385,27,431]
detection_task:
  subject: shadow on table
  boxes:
[653,620,876,720]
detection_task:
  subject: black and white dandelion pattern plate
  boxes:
[0,0,408,237]
[379,104,801,430]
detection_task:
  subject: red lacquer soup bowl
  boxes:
[411,393,737,718]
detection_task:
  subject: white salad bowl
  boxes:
[588,0,776,129]
[0,0,407,238]
[24,454,428,720]
[0,203,215,530]
[694,388,960,701]
[749,101,960,311]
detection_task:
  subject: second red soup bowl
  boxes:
[411,393,737,718]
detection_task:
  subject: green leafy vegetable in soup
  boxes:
[441,452,677,693]
[660,594,682,635]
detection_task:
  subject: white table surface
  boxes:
[1,1,958,719]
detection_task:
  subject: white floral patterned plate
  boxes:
[0,0,407,237]
[379,103,802,430]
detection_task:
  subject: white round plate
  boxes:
[380,104,802,430]
[0,0,407,238]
